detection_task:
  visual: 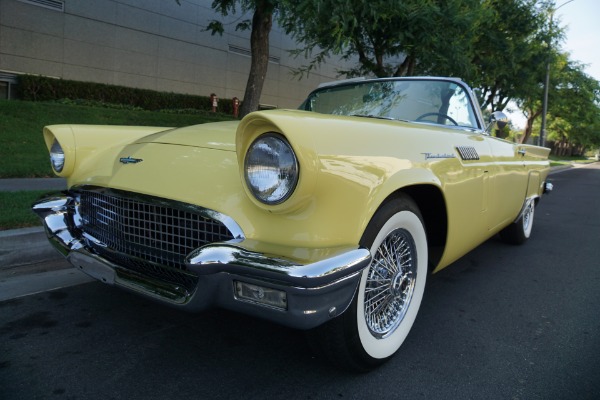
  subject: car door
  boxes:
[484,136,530,231]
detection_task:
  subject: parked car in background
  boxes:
[34,77,552,371]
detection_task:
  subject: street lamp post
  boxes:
[540,0,574,147]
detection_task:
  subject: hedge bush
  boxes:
[17,75,238,114]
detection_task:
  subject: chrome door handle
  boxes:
[518,149,526,156]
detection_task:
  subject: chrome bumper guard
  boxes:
[33,194,371,330]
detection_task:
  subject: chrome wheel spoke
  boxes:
[364,228,417,338]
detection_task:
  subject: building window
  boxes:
[18,0,65,12]
[0,82,9,100]
[0,73,18,100]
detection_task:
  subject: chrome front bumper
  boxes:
[33,193,371,330]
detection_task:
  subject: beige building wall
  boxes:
[0,0,348,107]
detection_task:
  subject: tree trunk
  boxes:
[520,109,541,144]
[239,4,272,118]
[394,55,415,77]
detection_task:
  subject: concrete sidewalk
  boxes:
[0,226,86,300]
[0,226,70,277]
[0,177,67,192]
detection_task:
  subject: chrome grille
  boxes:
[76,189,235,291]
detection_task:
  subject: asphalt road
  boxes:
[1,165,599,400]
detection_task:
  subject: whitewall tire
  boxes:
[356,208,428,359]
[500,199,535,245]
[308,195,428,371]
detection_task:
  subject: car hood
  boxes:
[135,120,239,152]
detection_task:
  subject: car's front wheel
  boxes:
[308,195,428,371]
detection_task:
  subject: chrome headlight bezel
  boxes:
[244,133,299,205]
[49,139,65,173]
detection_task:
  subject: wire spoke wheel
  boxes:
[307,196,428,371]
[364,228,417,338]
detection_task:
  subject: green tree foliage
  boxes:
[281,0,555,110]
[546,60,600,148]
[514,47,564,145]
[470,0,554,112]
[279,0,481,78]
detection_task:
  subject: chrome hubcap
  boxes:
[523,202,533,230]
[364,228,417,338]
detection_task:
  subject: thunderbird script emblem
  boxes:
[119,156,143,164]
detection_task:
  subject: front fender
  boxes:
[364,167,443,223]
[236,110,449,248]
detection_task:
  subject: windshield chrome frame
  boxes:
[301,77,485,131]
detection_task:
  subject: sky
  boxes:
[554,0,600,81]
[507,0,599,129]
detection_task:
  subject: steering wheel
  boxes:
[415,112,458,126]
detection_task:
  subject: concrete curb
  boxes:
[0,226,63,271]
[549,164,573,174]
[0,177,67,192]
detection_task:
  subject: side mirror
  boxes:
[485,111,509,134]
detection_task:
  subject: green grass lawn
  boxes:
[0,190,49,230]
[549,155,596,167]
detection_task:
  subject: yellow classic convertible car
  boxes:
[33,77,552,371]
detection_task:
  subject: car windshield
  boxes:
[301,79,480,129]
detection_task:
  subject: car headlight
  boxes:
[244,133,299,205]
[50,139,65,173]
